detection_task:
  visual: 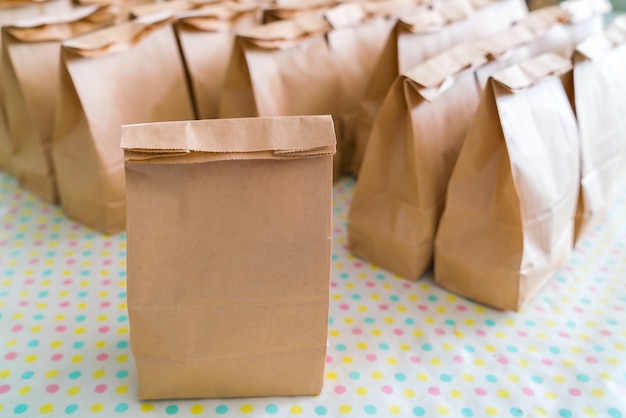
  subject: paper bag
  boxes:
[571,15,626,242]
[434,53,579,311]
[52,14,195,234]
[219,0,416,179]
[0,0,74,175]
[262,0,337,23]
[347,0,528,175]
[1,5,115,203]
[123,116,335,399]
[348,42,487,281]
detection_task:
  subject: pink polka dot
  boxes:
[95,384,108,394]
[402,283,412,289]
[29,258,39,264]
[476,330,486,336]
[456,305,467,311]
[339,303,349,310]
[0,385,10,394]
[614,306,624,312]
[334,385,346,394]
[325,356,333,363]
[409,356,421,364]
[522,387,534,396]
[98,326,109,334]
[352,328,363,335]
[600,330,612,336]
[497,356,509,365]
[535,306,546,313]
[55,325,67,332]
[428,387,440,396]
[4,352,17,360]
[366,282,375,288]
[97,353,109,362]
[418,305,428,311]
[382,385,394,394]
[66,259,75,265]
[574,307,584,313]
[18,300,29,307]
[102,279,111,286]
[60,301,70,308]
[558,332,570,338]
[353,262,363,268]
[330,282,338,288]
[453,355,465,363]
[568,388,581,396]
[435,328,445,336]
[100,302,110,308]
[103,259,112,265]
[541,358,553,366]
[46,384,59,394]
[104,241,112,248]
[63,279,73,285]
[393,328,404,336]
[475,388,487,396]
[25,279,34,285]
[585,357,598,364]
[51,353,63,362]
[378,304,389,310]
[366,354,377,362]
[12,324,23,332]
[517,331,528,337]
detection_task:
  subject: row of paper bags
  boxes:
[349,12,626,311]
[0,0,537,234]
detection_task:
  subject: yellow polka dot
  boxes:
[599,372,612,380]
[475,306,486,313]
[141,403,154,412]
[419,284,430,291]
[615,343,625,351]
[0,370,10,378]
[332,294,342,300]
[450,389,462,399]
[462,374,474,382]
[386,357,397,365]
[591,389,604,397]
[18,386,31,395]
[54,314,65,321]
[508,374,520,382]
[534,407,547,417]
[357,305,367,312]
[474,359,485,366]
[339,405,351,414]
[74,327,86,335]
[384,316,395,324]
[486,406,498,416]
[67,386,80,396]
[404,389,415,398]
[19,291,28,297]
[12,313,23,320]
[71,355,83,363]
[553,375,565,383]
[446,294,457,302]
[370,294,380,300]
[77,303,88,309]
[372,371,383,380]
[118,303,127,310]
[326,372,337,380]
[497,389,509,398]
[31,325,43,333]
[345,283,354,290]
[453,330,465,338]
[413,330,423,337]
[40,404,54,413]
[389,405,401,415]
[24,354,37,363]
[608,358,619,365]
[356,387,368,396]
[93,369,105,379]
[117,355,129,363]
[190,405,204,415]
[357,342,368,349]
[544,391,557,400]
[50,341,62,350]
[45,370,58,378]
[95,341,107,349]
[343,317,354,324]
[582,406,596,417]
[485,345,496,352]
[518,359,529,368]
[465,318,475,326]
[382,284,392,290]
[240,403,253,413]
[425,317,435,324]
[442,343,453,351]
[409,294,418,301]
[59,290,69,297]
[5,339,16,347]
[504,319,515,326]
[400,344,411,351]
[494,332,506,338]
[528,346,539,353]
[290,405,303,415]
[562,360,574,367]
[417,373,428,381]
[116,385,128,395]
[91,403,104,413]
[435,306,446,313]
[35,303,46,309]
[341,356,352,364]
[397,305,407,312]
[97,315,107,322]
[430,358,442,366]
[371,329,381,336]
[329,330,340,337]
[437,405,450,415]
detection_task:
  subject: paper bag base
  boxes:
[60,194,125,235]
[17,172,57,204]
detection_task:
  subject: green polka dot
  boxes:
[216,405,229,414]
[265,404,278,414]
[413,407,426,416]
[315,406,327,416]
[510,407,523,417]
[21,371,34,380]
[364,405,377,415]
[608,408,622,418]
[115,403,129,413]
[559,409,572,418]
[116,370,128,379]
[461,407,474,417]
[165,405,179,415]
[69,371,81,380]
[14,404,28,414]
[65,404,79,414]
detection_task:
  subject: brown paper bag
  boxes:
[348,42,487,281]
[52,14,195,234]
[347,0,528,175]
[434,53,579,311]
[1,5,115,203]
[122,115,335,400]
[0,0,74,175]
[571,15,626,242]
[219,0,416,179]
[262,0,337,23]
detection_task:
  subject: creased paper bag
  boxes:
[52,14,194,234]
[348,42,487,281]
[434,53,579,311]
[219,0,415,180]
[0,0,74,175]
[348,0,528,175]
[123,115,336,399]
[570,15,626,242]
[1,4,115,203]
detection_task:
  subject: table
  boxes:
[1,173,625,417]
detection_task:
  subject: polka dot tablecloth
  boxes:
[1,172,625,417]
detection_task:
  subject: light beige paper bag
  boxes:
[1,5,115,203]
[434,53,579,311]
[348,42,487,281]
[0,0,73,175]
[123,115,335,400]
[262,0,336,23]
[348,0,528,175]
[571,15,626,242]
[52,14,195,234]
[219,0,416,179]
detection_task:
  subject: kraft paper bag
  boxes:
[348,0,528,175]
[52,14,195,234]
[262,0,336,23]
[1,5,115,203]
[571,15,626,242]
[434,53,579,312]
[219,0,416,180]
[0,0,74,175]
[123,115,336,399]
[348,42,487,281]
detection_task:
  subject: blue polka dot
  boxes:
[427,295,437,302]
[43,270,52,276]
[580,298,591,304]
[485,319,496,326]
[115,403,129,413]
[608,408,622,418]
[80,270,90,276]
[592,345,605,352]
[413,406,426,416]
[607,319,618,326]
[33,314,44,321]
[331,254,338,260]
[376,274,385,280]
[531,375,543,384]
[351,294,361,300]
[118,271,126,277]
[364,405,377,415]
[117,315,128,322]
[116,370,129,379]
[364,317,375,324]
[328,318,334,325]
[506,345,518,353]
[440,374,452,382]
[78,291,88,298]
[445,319,456,326]
[422,343,433,351]
[549,346,560,354]
[76,315,86,322]
[461,407,474,417]
[336,344,346,351]
[215,405,228,414]
[27,340,39,348]
[13,403,28,414]
[559,409,572,418]
[118,292,127,298]
[379,343,390,350]
[405,318,415,325]
[21,371,34,380]
[315,406,328,416]
[576,374,590,383]
[65,405,79,414]
[38,291,49,298]
[464,345,475,353]
[349,371,360,380]
[73,342,84,349]
[265,404,278,414]
[69,371,81,380]
[510,407,523,417]
[395,373,406,382]
[390,295,399,302]
[566,321,576,328]
[526,320,536,327]
[486,374,497,383]
[117,341,129,349]
[340,273,349,279]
